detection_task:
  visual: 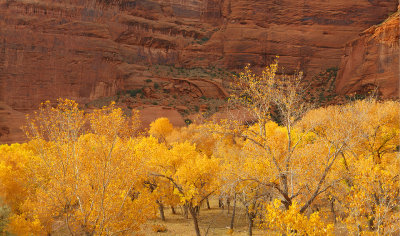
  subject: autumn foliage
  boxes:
[0,61,399,235]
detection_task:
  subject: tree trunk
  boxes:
[206,198,211,209]
[171,206,176,215]
[189,204,201,236]
[227,197,231,214]
[246,206,255,236]
[157,201,165,221]
[230,194,237,230]
[247,214,254,236]
[219,198,224,209]
[183,204,189,219]
[280,174,291,210]
[84,231,94,236]
[330,198,336,223]
[194,205,200,216]
[368,216,375,231]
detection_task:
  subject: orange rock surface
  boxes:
[336,11,399,98]
[139,105,186,128]
[0,0,398,143]
[0,102,25,144]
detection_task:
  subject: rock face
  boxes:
[0,0,397,108]
[139,105,186,128]
[0,0,398,143]
[0,102,26,144]
[213,0,397,74]
[336,11,399,98]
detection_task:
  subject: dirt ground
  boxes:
[141,200,264,236]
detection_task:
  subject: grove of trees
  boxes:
[0,61,399,235]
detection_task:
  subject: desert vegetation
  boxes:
[0,61,399,236]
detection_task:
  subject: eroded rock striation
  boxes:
[0,0,398,143]
[336,10,399,98]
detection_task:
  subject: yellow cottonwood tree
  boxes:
[222,60,359,235]
[213,129,271,235]
[0,143,43,235]
[149,117,174,143]
[336,100,400,235]
[149,141,222,236]
[133,136,180,221]
[167,123,219,157]
[228,60,314,211]
[262,199,334,236]
[0,143,37,212]
[6,99,154,235]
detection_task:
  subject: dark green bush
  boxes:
[185,119,193,125]
[127,89,143,97]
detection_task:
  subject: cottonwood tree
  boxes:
[0,143,42,234]
[149,117,174,144]
[148,141,222,236]
[6,99,154,235]
[212,131,272,235]
[335,100,400,234]
[147,118,177,220]
[167,123,219,158]
[166,123,222,212]
[134,135,181,221]
[222,60,358,235]
[262,199,334,235]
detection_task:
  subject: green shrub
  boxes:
[127,89,143,97]
[197,37,210,45]
[185,119,193,125]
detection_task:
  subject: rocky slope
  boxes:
[0,0,398,143]
[336,10,399,98]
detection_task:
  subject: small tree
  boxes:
[149,117,174,143]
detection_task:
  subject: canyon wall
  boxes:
[0,0,397,109]
[0,0,398,143]
[336,10,399,98]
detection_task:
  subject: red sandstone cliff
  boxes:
[0,0,397,109]
[0,0,398,143]
[336,10,399,98]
